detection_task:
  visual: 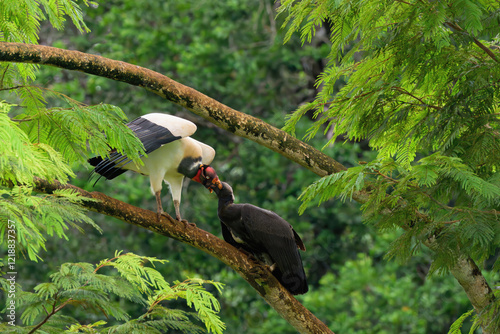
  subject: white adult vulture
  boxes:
[89,113,220,223]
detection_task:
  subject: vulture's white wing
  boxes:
[192,139,216,165]
[90,113,197,181]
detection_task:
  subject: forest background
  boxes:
[1,0,500,333]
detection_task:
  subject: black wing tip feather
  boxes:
[87,154,129,184]
[88,156,103,167]
[88,115,181,185]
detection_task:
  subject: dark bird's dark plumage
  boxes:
[204,178,308,295]
[89,113,220,222]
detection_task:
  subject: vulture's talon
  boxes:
[181,219,196,228]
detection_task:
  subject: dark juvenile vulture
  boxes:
[204,177,308,295]
[89,113,220,222]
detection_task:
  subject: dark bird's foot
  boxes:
[248,264,267,280]
[238,247,255,258]
[238,249,262,267]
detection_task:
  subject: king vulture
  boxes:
[88,113,220,223]
[204,177,308,295]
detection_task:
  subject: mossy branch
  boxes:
[33,177,334,334]
[0,42,345,178]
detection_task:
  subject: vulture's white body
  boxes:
[90,113,215,221]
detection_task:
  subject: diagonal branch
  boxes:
[0,42,345,178]
[445,21,499,63]
[32,177,334,334]
[28,293,73,334]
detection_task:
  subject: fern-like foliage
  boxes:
[280,0,500,165]
[447,309,478,334]
[0,185,101,261]
[280,0,500,280]
[0,96,147,261]
[0,252,225,334]
[0,0,146,262]
[0,0,92,104]
[15,94,145,165]
[283,0,500,316]
[0,103,73,184]
[299,153,500,267]
[0,101,104,260]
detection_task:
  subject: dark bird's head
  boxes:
[192,164,222,192]
[205,181,234,201]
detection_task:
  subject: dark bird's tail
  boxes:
[273,264,308,295]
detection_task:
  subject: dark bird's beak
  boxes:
[205,176,222,193]
[210,177,222,192]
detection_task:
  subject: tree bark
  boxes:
[0,42,496,332]
[0,42,345,178]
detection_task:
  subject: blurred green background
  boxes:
[16,0,479,332]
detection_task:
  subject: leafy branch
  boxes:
[27,292,72,334]
[444,21,499,63]
[6,252,226,334]
[391,86,442,110]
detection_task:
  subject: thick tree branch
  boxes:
[0,42,345,178]
[33,177,333,334]
[0,42,495,331]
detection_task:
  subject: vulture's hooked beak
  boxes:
[193,164,222,193]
